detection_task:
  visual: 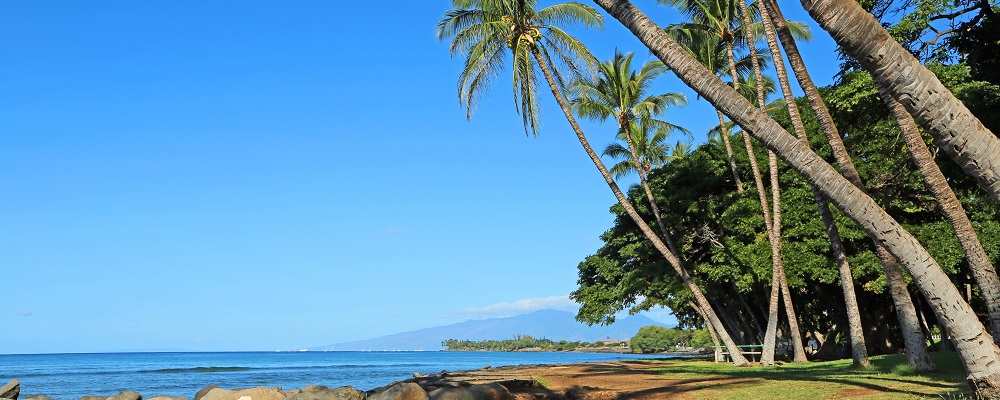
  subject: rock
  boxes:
[80,396,108,400]
[427,387,475,400]
[194,386,220,400]
[109,391,141,400]
[368,383,428,400]
[148,396,187,400]
[0,380,19,400]
[23,395,53,400]
[286,387,362,400]
[469,384,510,400]
[201,387,285,400]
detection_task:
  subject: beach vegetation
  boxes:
[440,0,1000,392]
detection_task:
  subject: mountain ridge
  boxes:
[313,309,669,351]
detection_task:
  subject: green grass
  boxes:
[533,375,552,389]
[633,352,973,399]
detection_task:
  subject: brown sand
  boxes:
[404,360,773,400]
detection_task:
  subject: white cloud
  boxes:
[461,295,578,318]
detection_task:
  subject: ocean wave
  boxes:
[14,363,432,378]
[141,366,255,374]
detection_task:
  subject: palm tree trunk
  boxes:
[754,0,859,365]
[878,86,1000,345]
[880,248,938,369]
[734,0,806,364]
[761,255,782,365]
[725,41,773,230]
[763,0,931,370]
[717,109,744,193]
[728,35,786,364]
[529,47,750,366]
[734,282,766,341]
[691,300,722,349]
[593,0,1000,391]
[798,0,1000,202]
[620,121,681,255]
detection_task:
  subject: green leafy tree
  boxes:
[593,0,1000,391]
[438,0,751,366]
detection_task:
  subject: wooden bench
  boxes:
[714,345,763,363]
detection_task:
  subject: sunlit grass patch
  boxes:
[642,352,971,399]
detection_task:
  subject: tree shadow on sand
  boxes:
[542,352,971,399]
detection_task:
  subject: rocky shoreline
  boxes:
[0,355,708,400]
[1,367,544,400]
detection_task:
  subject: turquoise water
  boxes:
[0,351,666,399]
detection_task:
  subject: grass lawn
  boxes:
[636,352,973,399]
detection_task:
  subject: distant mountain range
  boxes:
[312,309,669,351]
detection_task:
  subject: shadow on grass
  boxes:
[549,352,971,399]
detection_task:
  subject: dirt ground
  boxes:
[506,361,758,399]
[408,360,773,400]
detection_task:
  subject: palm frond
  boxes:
[538,2,604,30]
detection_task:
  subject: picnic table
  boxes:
[713,345,763,363]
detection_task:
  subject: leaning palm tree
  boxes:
[880,85,1000,346]
[437,0,751,366]
[593,0,1000,392]
[668,27,756,194]
[664,0,765,202]
[762,0,933,369]
[572,50,688,251]
[745,0,869,366]
[798,0,1000,203]
[663,0,807,364]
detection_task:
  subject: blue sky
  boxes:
[0,1,840,354]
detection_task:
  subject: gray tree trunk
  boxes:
[717,109,744,193]
[530,47,750,366]
[593,0,999,391]
[878,87,1000,345]
[799,0,1000,202]
[755,0,864,366]
[762,0,933,370]
[743,0,808,363]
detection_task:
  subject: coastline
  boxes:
[3,352,972,399]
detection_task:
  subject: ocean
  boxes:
[0,351,667,399]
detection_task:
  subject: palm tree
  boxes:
[438,0,751,366]
[572,51,689,252]
[669,27,747,193]
[603,120,676,179]
[762,0,934,370]
[798,0,1000,202]
[668,140,694,160]
[879,86,1000,345]
[746,0,868,366]
[592,0,1000,392]
[663,0,806,364]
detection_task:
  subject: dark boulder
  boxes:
[469,384,510,400]
[427,387,475,400]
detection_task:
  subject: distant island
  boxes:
[442,325,714,354]
[314,309,669,351]
[441,335,631,353]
